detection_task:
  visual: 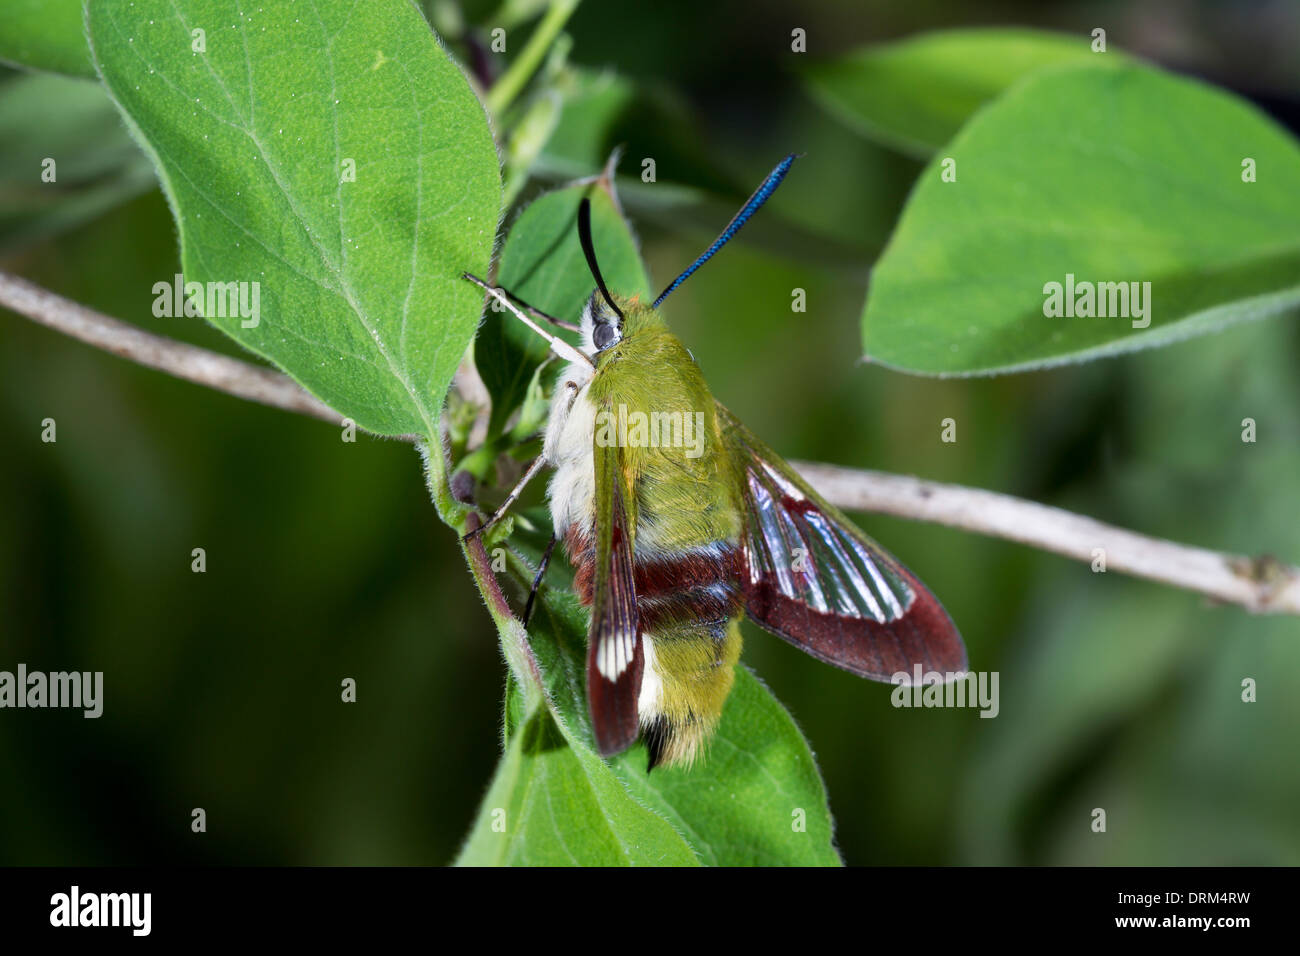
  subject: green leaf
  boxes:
[0,0,95,78]
[87,0,501,438]
[608,666,841,866]
[862,63,1300,376]
[478,181,649,435]
[0,73,155,253]
[455,702,701,866]
[803,28,1118,156]
[459,581,841,866]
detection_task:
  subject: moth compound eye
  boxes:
[593,322,618,351]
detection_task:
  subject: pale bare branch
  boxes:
[0,270,341,426]
[5,268,1297,616]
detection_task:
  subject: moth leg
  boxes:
[472,276,579,332]
[462,274,590,366]
[522,534,558,627]
[462,454,547,542]
[507,291,580,333]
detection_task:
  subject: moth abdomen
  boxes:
[562,526,746,768]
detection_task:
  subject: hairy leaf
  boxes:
[88,0,501,437]
[862,64,1300,375]
[455,701,701,866]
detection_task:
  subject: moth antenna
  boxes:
[653,153,798,308]
[578,198,624,320]
[462,273,593,368]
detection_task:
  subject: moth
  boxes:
[465,155,966,769]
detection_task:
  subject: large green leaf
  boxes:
[608,667,841,866]
[0,0,94,78]
[455,700,701,866]
[88,0,501,437]
[478,181,649,435]
[0,73,155,253]
[862,63,1300,375]
[803,28,1118,156]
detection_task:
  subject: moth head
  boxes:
[575,196,627,355]
[580,289,623,352]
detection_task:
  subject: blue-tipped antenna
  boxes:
[652,153,797,308]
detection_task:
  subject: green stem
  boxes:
[419,438,547,710]
[462,513,548,711]
[485,0,579,117]
[416,431,461,526]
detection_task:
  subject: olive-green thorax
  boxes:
[585,297,742,557]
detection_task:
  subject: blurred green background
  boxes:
[2,0,1299,865]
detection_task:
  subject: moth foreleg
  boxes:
[502,290,580,334]
[462,454,548,543]
[522,533,558,627]
[461,273,591,367]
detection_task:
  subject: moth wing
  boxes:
[586,408,644,757]
[717,402,967,682]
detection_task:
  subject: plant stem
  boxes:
[484,0,578,117]
[437,472,547,707]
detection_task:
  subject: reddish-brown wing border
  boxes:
[586,409,644,756]
[718,402,967,682]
